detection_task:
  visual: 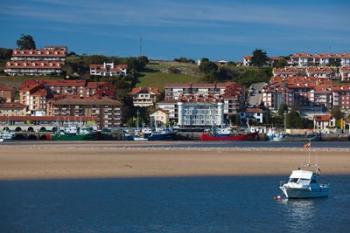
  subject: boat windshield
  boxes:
[298,178,310,185]
[289,178,298,183]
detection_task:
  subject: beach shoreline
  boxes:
[0,142,349,180]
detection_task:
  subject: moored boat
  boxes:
[200,131,258,141]
[279,168,329,199]
[279,141,330,199]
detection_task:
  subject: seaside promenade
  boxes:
[0,141,349,180]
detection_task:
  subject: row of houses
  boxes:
[272,66,350,81]
[262,76,350,112]
[0,80,121,129]
[4,46,67,76]
[243,52,350,67]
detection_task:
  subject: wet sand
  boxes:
[0,142,349,180]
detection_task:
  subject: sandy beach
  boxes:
[0,142,349,180]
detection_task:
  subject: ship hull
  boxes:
[200,132,258,141]
[280,186,329,199]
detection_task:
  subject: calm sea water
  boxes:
[0,176,349,233]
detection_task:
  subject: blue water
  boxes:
[0,176,349,233]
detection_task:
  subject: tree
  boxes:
[16,34,36,49]
[278,103,288,116]
[286,108,303,128]
[274,57,288,68]
[331,106,344,120]
[0,48,12,60]
[251,49,268,67]
[199,58,218,74]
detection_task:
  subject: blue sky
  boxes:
[0,0,349,61]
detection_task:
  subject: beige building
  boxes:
[150,109,169,126]
[47,96,122,129]
[0,103,27,116]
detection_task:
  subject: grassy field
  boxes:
[136,61,203,89]
[0,75,64,89]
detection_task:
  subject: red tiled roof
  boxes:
[0,116,95,122]
[291,53,313,58]
[31,89,47,97]
[245,108,263,113]
[49,96,121,106]
[340,66,350,72]
[244,56,252,60]
[306,66,334,74]
[5,61,63,69]
[12,48,66,57]
[129,87,160,95]
[313,115,332,122]
[46,80,86,87]
[0,103,26,110]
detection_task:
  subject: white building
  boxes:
[240,108,264,124]
[313,114,336,131]
[157,100,177,120]
[89,63,127,77]
[5,61,63,76]
[129,87,160,107]
[177,100,224,127]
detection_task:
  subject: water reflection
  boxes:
[281,199,317,233]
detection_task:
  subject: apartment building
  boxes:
[272,67,305,77]
[129,87,160,107]
[11,47,67,61]
[47,96,122,129]
[89,63,128,77]
[262,76,333,110]
[306,66,336,79]
[0,103,27,116]
[177,96,224,127]
[332,85,350,112]
[164,82,243,116]
[19,80,116,115]
[340,66,350,82]
[4,61,63,76]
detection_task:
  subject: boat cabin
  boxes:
[288,170,318,185]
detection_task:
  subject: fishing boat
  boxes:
[280,167,329,199]
[147,128,175,141]
[200,131,258,141]
[51,125,96,140]
[279,142,330,199]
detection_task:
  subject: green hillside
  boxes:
[136,61,203,89]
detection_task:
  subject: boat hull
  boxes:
[280,186,329,199]
[148,133,175,141]
[51,134,95,141]
[200,132,258,141]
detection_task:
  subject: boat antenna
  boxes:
[303,140,312,166]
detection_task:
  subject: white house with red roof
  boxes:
[129,87,160,107]
[313,114,336,131]
[89,62,127,77]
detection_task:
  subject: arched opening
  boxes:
[52,127,58,133]
[39,127,47,132]
[3,127,10,131]
[27,127,34,132]
[15,127,22,132]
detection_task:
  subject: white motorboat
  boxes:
[280,168,329,199]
